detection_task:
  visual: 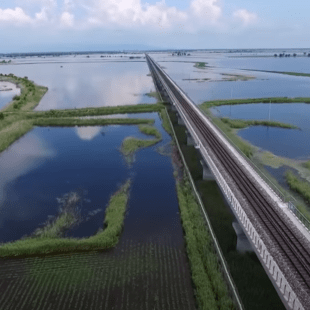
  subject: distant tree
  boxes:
[308,53,310,57]
[293,53,297,57]
[0,112,4,120]
[274,54,278,57]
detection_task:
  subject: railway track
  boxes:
[146,55,310,293]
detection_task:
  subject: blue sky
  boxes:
[0,0,309,52]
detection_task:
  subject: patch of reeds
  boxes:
[220,117,297,129]
[0,180,131,257]
[32,191,82,239]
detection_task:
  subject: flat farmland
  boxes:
[0,238,195,310]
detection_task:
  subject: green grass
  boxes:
[285,171,310,204]
[121,125,162,161]
[121,137,158,156]
[138,124,162,139]
[0,180,131,257]
[159,108,173,135]
[242,69,310,78]
[22,103,164,119]
[194,62,207,69]
[201,97,310,109]
[220,74,255,81]
[220,117,297,129]
[145,91,161,101]
[32,117,154,127]
[176,179,235,310]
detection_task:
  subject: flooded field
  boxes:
[1,49,309,309]
[150,51,310,103]
[0,57,156,110]
[0,111,197,308]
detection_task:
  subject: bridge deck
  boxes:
[146,54,310,310]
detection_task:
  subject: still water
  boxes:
[0,59,156,110]
[211,103,310,159]
[0,113,181,243]
[0,82,20,110]
[150,52,310,103]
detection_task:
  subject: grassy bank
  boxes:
[285,171,310,204]
[0,73,48,111]
[0,180,131,258]
[220,117,298,129]
[201,97,310,109]
[177,179,235,310]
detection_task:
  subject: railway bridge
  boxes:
[146,54,310,310]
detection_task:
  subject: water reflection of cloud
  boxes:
[0,132,56,204]
[75,126,102,140]
[34,62,155,110]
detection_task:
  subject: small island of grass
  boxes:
[220,117,298,129]
[121,125,162,163]
[0,180,131,257]
[194,62,207,69]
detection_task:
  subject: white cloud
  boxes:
[60,11,74,27]
[190,0,222,23]
[233,9,258,26]
[0,1,259,33]
[83,0,187,29]
[0,7,32,24]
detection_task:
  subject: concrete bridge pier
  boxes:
[177,113,185,125]
[232,221,253,253]
[200,160,215,180]
[171,104,177,112]
[186,130,196,146]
